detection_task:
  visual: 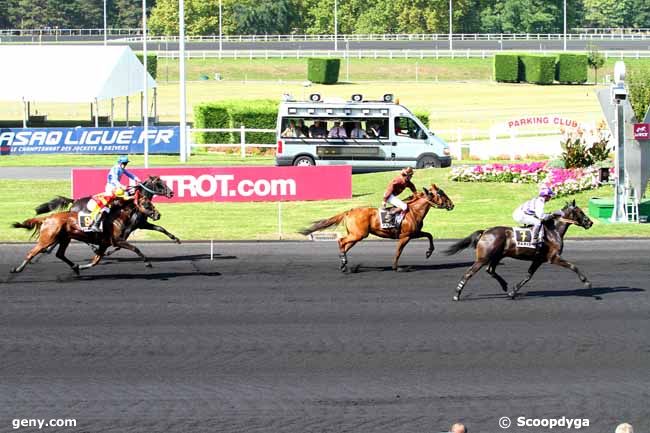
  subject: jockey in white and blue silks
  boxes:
[512,186,555,247]
[106,155,139,195]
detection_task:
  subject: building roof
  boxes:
[0,45,156,103]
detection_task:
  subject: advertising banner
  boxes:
[0,126,180,155]
[72,166,352,203]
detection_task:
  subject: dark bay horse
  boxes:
[34,176,180,245]
[11,189,161,274]
[300,184,454,272]
[445,200,593,301]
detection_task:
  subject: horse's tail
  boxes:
[34,196,74,215]
[444,230,485,255]
[299,211,347,236]
[12,216,48,239]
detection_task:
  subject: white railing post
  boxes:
[240,124,246,158]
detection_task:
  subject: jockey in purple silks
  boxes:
[512,185,556,250]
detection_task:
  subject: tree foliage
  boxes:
[1,0,649,35]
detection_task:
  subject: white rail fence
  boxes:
[157,49,650,60]
[188,126,563,160]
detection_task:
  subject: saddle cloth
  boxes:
[379,208,404,229]
[513,227,535,248]
[78,211,101,233]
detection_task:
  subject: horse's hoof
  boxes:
[508,291,517,299]
[175,239,182,244]
[584,281,592,289]
[72,265,80,275]
[340,265,347,273]
[145,263,153,268]
[9,268,18,274]
[426,250,433,259]
[452,295,460,301]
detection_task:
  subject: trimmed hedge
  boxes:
[193,103,231,145]
[307,58,340,84]
[556,53,588,84]
[193,99,279,146]
[519,55,556,85]
[413,110,430,128]
[494,54,520,82]
[136,54,158,80]
[228,100,278,144]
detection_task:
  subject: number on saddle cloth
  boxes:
[512,227,535,248]
[379,207,403,229]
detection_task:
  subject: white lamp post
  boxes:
[103,0,107,46]
[180,0,187,162]
[142,0,149,168]
[563,0,567,51]
[334,0,338,52]
[449,0,453,51]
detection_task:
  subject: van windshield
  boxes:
[280,117,389,139]
[395,117,427,140]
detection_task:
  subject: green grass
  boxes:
[0,154,275,167]
[0,81,605,138]
[4,168,650,242]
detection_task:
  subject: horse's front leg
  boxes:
[550,255,591,288]
[78,245,109,270]
[140,221,181,244]
[114,240,152,268]
[392,236,412,271]
[412,231,434,258]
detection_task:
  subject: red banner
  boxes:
[634,123,650,141]
[72,166,352,203]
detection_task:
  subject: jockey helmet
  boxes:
[117,155,130,165]
[401,167,414,177]
[539,185,555,198]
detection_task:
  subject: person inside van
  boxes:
[282,120,304,138]
[308,121,327,138]
[296,119,309,137]
[328,121,347,138]
[367,122,384,138]
[350,122,368,139]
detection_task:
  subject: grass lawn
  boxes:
[0,81,605,140]
[0,153,275,167]
[3,168,649,242]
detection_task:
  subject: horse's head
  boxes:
[561,199,592,229]
[423,183,454,210]
[140,176,174,199]
[136,195,161,221]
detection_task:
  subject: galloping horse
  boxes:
[34,175,180,244]
[300,184,454,271]
[445,200,593,301]
[11,185,162,274]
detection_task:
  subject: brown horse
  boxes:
[300,184,454,272]
[444,200,593,301]
[11,189,160,275]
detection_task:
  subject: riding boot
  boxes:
[91,208,108,232]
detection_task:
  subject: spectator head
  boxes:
[450,423,467,433]
[615,423,633,433]
[334,121,341,127]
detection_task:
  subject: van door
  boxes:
[391,116,430,168]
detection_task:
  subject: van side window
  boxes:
[395,117,426,140]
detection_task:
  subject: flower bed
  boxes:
[449,161,606,198]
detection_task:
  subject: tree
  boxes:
[628,65,650,122]
[587,44,605,84]
[231,0,299,34]
[480,0,560,33]
[583,0,634,28]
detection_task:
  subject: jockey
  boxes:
[512,185,555,249]
[89,156,140,231]
[382,167,417,220]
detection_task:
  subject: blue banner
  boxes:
[0,126,180,155]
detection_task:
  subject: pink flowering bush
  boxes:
[450,161,607,198]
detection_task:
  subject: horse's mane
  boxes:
[404,192,426,204]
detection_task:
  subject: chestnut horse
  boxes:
[300,184,454,271]
[11,187,161,275]
[444,200,593,301]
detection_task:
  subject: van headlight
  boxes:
[443,148,450,156]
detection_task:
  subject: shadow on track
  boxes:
[101,253,236,263]
[75,270,222,281]
[347,261,475,273]
[466,286,644,301]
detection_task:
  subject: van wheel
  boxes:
[417,156,440,169]
[293,156,315,167]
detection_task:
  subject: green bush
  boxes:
[228,100,279,144]
[193,100,279,146]
[629,64,650,121]
[193,103,231,145]
[413,109,430,128]
[556,53,588,84]
[136,54,158,80]
[307,58,341,84]
[519,55,556,85]
[493,54,519,82]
